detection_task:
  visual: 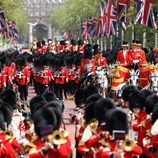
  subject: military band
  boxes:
[0,38,158,157]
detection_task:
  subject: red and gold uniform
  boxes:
[2,65,14,87]
[132,112,148,146]
[78,45,84,53]
[29,132,72,158]
[0,132,19,158]
[41,45,48,53]
[129,49,157,88]
[111,49,130,91]
[92,55,107,68]
[15,67,30,101]
[15,67,30,86]
[38,67,53,86]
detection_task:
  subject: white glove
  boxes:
[133,60,139,64]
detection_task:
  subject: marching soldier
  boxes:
[37,56,54,95]
[58,58,69,100]
[77,39,84,54]
[15,58,30,101]
[28,102,72,158]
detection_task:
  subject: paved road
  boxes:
[27,86,76,157]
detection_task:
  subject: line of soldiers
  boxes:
[69,85,158,158]
[30,39,85,54]
[0,42,107,102]
[0,86,72,158]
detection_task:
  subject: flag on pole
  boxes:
[87,17,94,39]
[135,0,157,29]
[81,22,88,40]
[99,0,106,37]
[90,17,98,36]
[117,0,130,31]
[62,31,69,40]
[104,0,117,37]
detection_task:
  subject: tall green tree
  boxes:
[0,0,27,41]
[49,0,99,37]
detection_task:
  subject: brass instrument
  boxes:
[20,140,36,155]
[48,130,67,145]
[120,138,135,152]
[81,119,99,142]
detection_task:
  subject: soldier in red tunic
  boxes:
[28,103,72,158]
[41,40,48,53]
[92,44,107,68]
[77,39,84,54]
[58,58,69,100]
[37,56,54,95]
[15,58,30,101]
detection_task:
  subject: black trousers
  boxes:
[18,85,28,101]
[54,84,67,100]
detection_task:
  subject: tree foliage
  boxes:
[49,0,99,35]
[0,0,27,37]
[49,0,158,48]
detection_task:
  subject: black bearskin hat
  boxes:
[84,44,92,59]
[43,92,57,102]
[106,109,129,135]
[128,90,144,112]
[85,86,99,99]
[71,39,76,45]
[122,85,138,102]
[75,88,86,108]
[33,107,59,137]
[86,94,102,105]
[0,89,17,110]
[145,94,158,114]
[95,98,116,125]
[140,89,153,107]
[151,105,158,125]
[85,102,97,124]
[0,100,13,128]
[78,39,84,45]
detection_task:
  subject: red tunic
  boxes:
[29,136,72,158]
[116,50,130,67]
[59,67,68,84]
[78,45,84,53]
[129,49,147,66]
[92,56,107,68]
[38,67,53,85]
[15,67,30,85]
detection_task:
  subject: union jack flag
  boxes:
[100,0,106,37]
[81,22,88,40]
[87,17,94,39]
[12,22,19,40]
[95,17,101,37]
[104,0,117,37]
[135,0,157,29]
[117,0,130,31]
[90,17,98,36]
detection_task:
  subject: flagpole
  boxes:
[132,24,135,40]
[104,36,106,50]
[143,30,146,47]
[110,35,113,50]
[121,30,124,44]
